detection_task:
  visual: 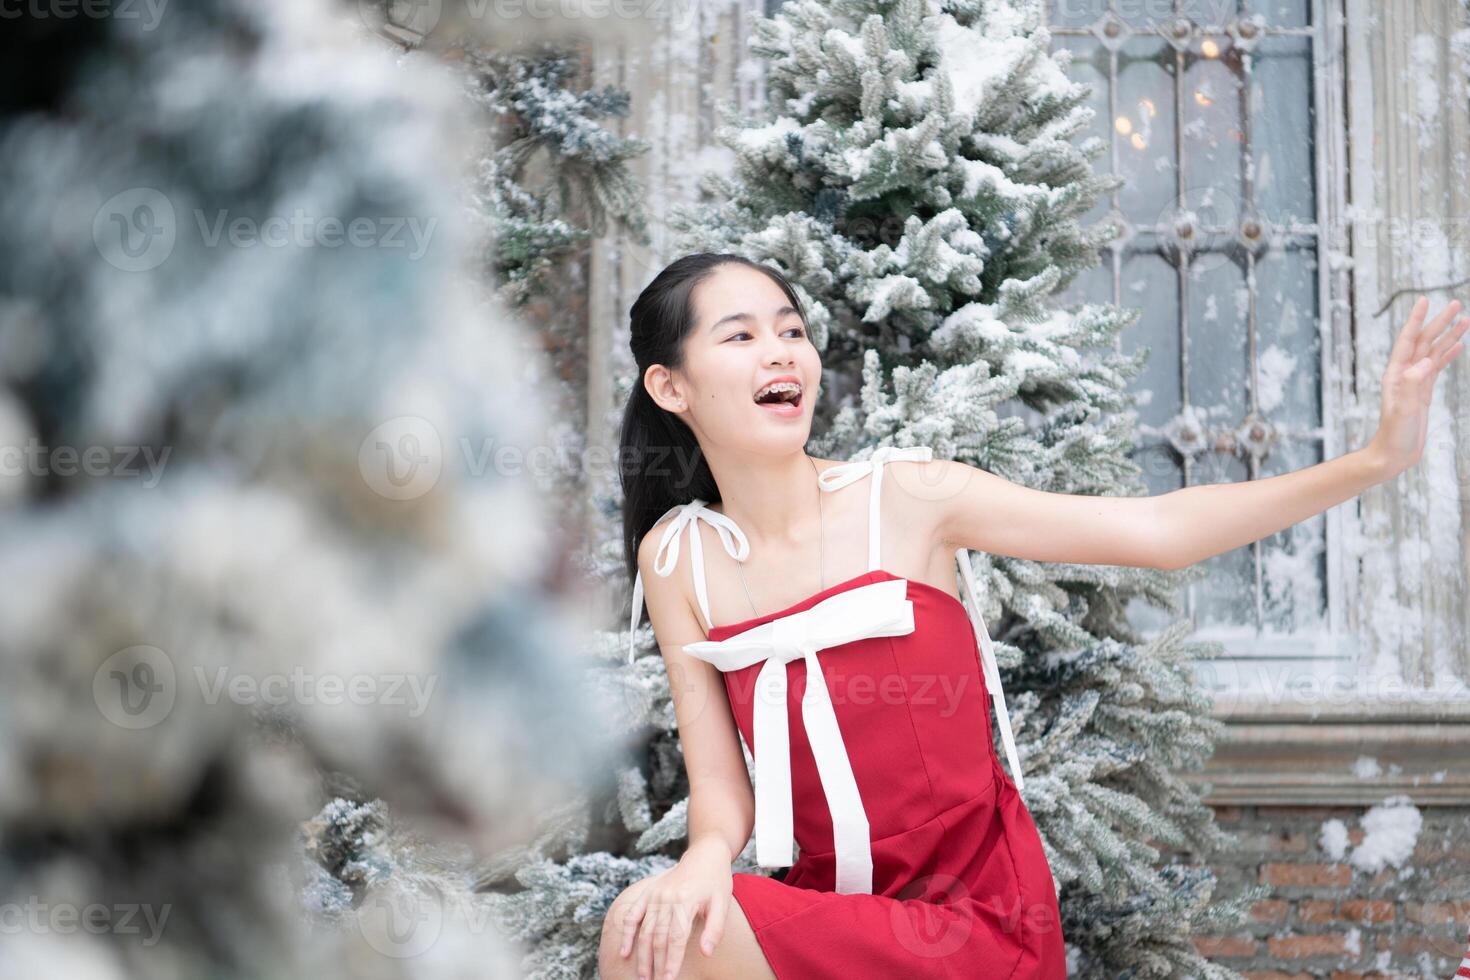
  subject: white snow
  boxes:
[787,89,816,116]
[1409,33,1442,149]
[826,28,865,64]
[937,302,1009,344]
[931,12,1076,110]
[1255,344,1297,413]
[861,275,930,322]
[734,115,801,156]
[1233,284,1250,321]
[1319,818,1349,860]
[1348,796,1422,873]
[892,78,934,115]
[1260,517,1326,630]
[846,126,948,183]
[1351,755,1382,779]
[953,156,1032,202]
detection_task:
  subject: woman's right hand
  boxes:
[615,837,734,980]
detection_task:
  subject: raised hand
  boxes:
[1367,296,1469,477]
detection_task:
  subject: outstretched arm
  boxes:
[928,296,1467,571]
[1148,296,1466,570]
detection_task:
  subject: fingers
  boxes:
[1390,296,1431,370]
[652,904,669,980]
[614,879,712,979]
[636,902,661,980]
[1412,298,1464,364]
[1390,298,1464,383]
[1427,315,1470,366]
[700,892,727,956]
[662,904,696,980]
[1397,314,1469,407]
[619,887,650,958]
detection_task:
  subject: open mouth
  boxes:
[753,379,803,417]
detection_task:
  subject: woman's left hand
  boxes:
[1367,296,1469,477]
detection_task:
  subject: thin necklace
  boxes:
[733,454,824,619]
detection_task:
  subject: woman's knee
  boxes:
[598,887,638,978]
[598,885,710,980]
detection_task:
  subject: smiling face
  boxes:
[644,261,821,454]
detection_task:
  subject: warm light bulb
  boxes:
[1115,116,1133,135]
[1202,38,1219,58]
[1130,133,1146,150]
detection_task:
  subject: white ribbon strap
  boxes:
[955,547,1025,792]
[682,576,916,894]
[815,445,1025,790]
[628,500,750,665]
[816,445,935,569]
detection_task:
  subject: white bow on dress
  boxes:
[683,576,916,895]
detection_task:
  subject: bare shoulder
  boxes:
[636,515,704,637]
[883,456,975,547]
[635,515,671,571]
[636,514,679,588]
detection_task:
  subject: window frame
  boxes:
[1041,0,1358,692]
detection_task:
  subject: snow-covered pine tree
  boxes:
[460,43,650,309]
[456,40,652,550]
[222,21,662,978]
[0,1,615,976]
[658,0,1266,975]
[362,15,651,498]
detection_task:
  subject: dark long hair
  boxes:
[619,252,808,622]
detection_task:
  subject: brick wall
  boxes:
[1184,804,1470,978]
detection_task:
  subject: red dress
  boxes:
[630,446,1066,978]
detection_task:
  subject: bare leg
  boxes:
[598,888,777,980]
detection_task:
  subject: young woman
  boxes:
[600,252,1465,980]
